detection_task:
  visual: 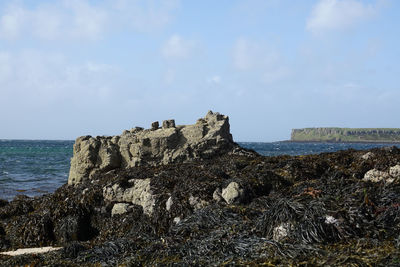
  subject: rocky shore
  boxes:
[1,111,400,266]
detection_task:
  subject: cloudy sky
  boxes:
[0,0,399,141]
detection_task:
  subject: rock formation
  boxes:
[291,127,400,142]
[68,111,236,185]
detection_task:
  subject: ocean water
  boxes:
[0,140,399,201]
[0,140,73,201]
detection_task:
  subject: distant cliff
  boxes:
[291,128,400,142]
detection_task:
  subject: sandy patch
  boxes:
[0,246,62,256]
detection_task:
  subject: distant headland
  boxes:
[291,128,400,143]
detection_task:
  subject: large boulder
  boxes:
[103,178,155,216]
[68,111,236,185]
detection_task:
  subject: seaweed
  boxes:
[1,146,400,266]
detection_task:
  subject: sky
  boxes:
[0,0,399,141]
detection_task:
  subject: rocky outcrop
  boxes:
[68,111,236,185]
[291,128,400,142]
[3,145,400,266]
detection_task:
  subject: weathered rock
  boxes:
[389,164,400,178]
[162,119,175,129]
[273,222,293,242]
[111,203,130,217]
[361,152,374,160]
[151,121,159,131]
[363,169,393,183]
[221,182,244,204]
[69,111,236,185]
[212,188,223,202]
[103,178,155,216]
[68,136,121,185]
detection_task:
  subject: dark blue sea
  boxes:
[0,140,399,201]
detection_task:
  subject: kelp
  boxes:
[0,146,400,266]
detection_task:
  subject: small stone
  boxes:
[131,127,144,133]
[213,188,222,202]
[173,217,181,224]
[221,182,244,204]
[111,203,130,217]
[361,152,374,160]
[325,215,338,225]
[166,196,173,211]
[151,121,159,130]
[389,165,400,178]
[273,222,293,242]
[162,119,176,129]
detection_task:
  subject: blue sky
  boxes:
[0,0,399,141]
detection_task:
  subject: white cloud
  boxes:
[233,38,279,71]
[307,0,378,33]
[163,68,176,84]
[0,50,119,104]
[112,0,180,32]
[30,6,63,40]
[0,4,26,40]
[207,75,221,84]
[162,34,195,60]
[0,0,179,41]
[232,38,288,84]
[65,1,109,40]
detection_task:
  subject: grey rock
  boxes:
[103,178,155,216]
[221,182,244,204]
[273,222,293,242]
[212,188,223,202]
[389,164,400,178]
[162,119,175,129]
[68,136,121,185]
[361,152,374,160]
[68,111,236,185]
[151,121,159,130]
[363,169,393,184]
[111,203,130,217]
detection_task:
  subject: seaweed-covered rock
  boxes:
[2,123,400,266]
[5,214,54,247]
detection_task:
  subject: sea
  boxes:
[0,140,399,201]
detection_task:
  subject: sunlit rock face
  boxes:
[68,111,236,185]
